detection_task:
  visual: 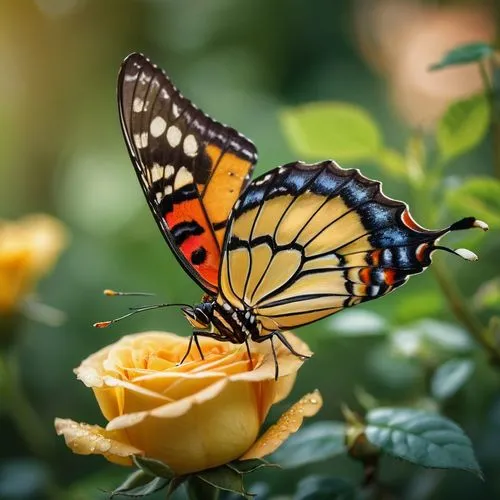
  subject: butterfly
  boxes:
[117,52,488,375]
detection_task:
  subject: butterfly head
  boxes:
[182,303,212,330]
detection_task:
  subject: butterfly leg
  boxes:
[178,334,195,365]
[178,330,210,365]
[270,335,279,380]
[275,331,311,360]
[244,336,254,370]
[250,332,280,380]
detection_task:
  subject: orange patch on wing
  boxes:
[401,209,424,231]
[359,267,371,284]
[165,198,220,289]
[202,144,253,246]
[370,249,381,266]
[416,243,429,263]
[384,268,397,285]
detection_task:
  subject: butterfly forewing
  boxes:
[118,53,258,293]
[219,161,453,332]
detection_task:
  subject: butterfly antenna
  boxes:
[103,289,155,297]
[93,302,191,328]
[433,246,479,262]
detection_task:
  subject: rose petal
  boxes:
[229,332,312,383]
[54,418,143,466]
[239,390,323,460]
[106,379,229,430]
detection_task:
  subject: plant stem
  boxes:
[0,349,54,460]
[431,262,500,365]
[479,59,500,179]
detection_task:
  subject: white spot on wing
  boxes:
[133,97,144,112]
[150,116,167,138]
[174,166,193,190]
[133,133,148,149]
[164,165,175,179]
[183,134,198,157]
[151,164,163,182]
[166,126,182,147]
[164,185,173,195]
[155,192,163,202]
[172,103,180,117]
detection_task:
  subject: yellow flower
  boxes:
[0,214,68,314]
[55,331,321,475]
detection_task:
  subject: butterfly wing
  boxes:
[118,53,258,293]
[219,160,483,332]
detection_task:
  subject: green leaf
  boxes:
[446,177,500,229]
[431,359,475,401]
[394,289,444,323]
[132,455,175,479]
[227,458,277,474]
[195,465,249,499]
[375,148,408,179]
[111,470,151,495]
[294,475,355,500]
[111,475,170,498]
[281,103,382,161]
[399,320,473,354]
[270,421,346,468]
[186,477,220,500]
[365,408,482,476]
[430,42,495,70]
[328,310,388,336]
[437,93,490,161]
[474,277,500,310]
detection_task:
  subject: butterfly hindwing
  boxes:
[219,160,456,332]
[118,53,258,293]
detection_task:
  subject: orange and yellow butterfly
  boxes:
[116,53,487,372]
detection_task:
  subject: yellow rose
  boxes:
[0,214,67,314]
[55,331,321,475]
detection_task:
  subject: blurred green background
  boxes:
[1,0,499,499]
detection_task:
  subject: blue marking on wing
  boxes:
[309,168,352,196]
[359,203,395,228]
[373,227,410,247]
[281,166,319,193]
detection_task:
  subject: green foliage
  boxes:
[227,459,276,475]
[280,103,382,161]
[446,177,500,228]
[374,148,408,179]
[437,93,490,162]
[430,42,495,70]
[270,422,346,468]
[132,456,175,480]
[365,408,482,476]
[474,278,500,311]
[194,466,250,499]
[293,475,355,500]
[327,310,388,336]
[431,359,475,401]
[111,473,170,498]
[394,290,444,323]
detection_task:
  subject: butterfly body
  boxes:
[117,53,487,362]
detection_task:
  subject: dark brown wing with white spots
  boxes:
[118,53,258,293]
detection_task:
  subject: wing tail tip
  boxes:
[449,217,489,232]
